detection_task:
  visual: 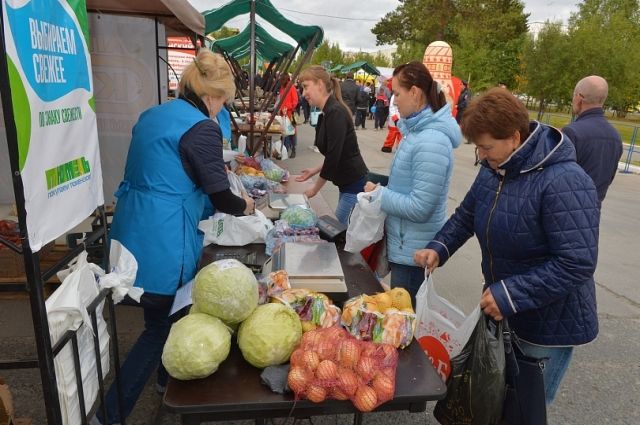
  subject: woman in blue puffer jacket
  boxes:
[364,62,461,304]
[415,88,600,405]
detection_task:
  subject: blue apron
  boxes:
[109,99,208,295]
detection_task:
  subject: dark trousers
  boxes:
[302,101,311,123]
[374,109,387,129]
[355,109,368,128]
[99,293,176,424]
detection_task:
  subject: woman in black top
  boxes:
[295,66,368,224]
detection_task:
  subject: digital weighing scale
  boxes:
[266,242,349,301]
[258,192,310,220]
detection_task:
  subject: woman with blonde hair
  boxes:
[95,49,254,425]
[295,65,368,224]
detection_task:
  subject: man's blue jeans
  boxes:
[98,293,175,424]
[518,339,574,405]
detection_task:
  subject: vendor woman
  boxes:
[95,50,254,425]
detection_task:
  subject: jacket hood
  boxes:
[398,103,461,149]
[493,121,576,175]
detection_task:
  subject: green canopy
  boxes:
[328,64,344,73]
[341,60,380,76]
[203,0,323,51]
[212,22,294,62]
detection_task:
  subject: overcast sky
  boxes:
[190,0,577,52]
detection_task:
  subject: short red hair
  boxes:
[461,88,530,143]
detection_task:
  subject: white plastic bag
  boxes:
[415,272,481,382]
[199,209,274,246]
[272,138,289,160]
[227,170,245,197]
[344,186,386,253]
[282,115,296,136]
[310,108,321,127]
[47,251,110,425]
[237,134,247,154]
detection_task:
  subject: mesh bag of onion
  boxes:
[287,326,398,412]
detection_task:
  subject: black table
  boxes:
[163,245,446,424]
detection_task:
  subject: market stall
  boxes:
[201,0,324,155]
[157,170,446,425]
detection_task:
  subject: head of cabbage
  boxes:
[238,303,302,368]
[161,313,231,380]
[193,259,259,324]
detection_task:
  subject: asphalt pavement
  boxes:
[1,117,638,424]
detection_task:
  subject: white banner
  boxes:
[167,36,196,92]
[2,0,103,251]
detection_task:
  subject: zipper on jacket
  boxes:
[399,218,404,250]
[486,176,504,283]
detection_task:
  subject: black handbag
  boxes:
[502,321,548,425]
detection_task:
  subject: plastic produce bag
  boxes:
[264,220,322,256]
[260,158,288,182]
[199,210,274,246]
[433,317,506,425]
[415,273,481,381]
[345,187,386,253]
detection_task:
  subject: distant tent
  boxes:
[341,60,380,76]
[328,64,344,73]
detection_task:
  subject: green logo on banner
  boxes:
[45,156,91,190]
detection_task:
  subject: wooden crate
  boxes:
[0,242,55,278]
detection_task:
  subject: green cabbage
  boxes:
[193,259,259,324]
[237,303,302,368]
[161,313,231,380]
[280,205,317,228]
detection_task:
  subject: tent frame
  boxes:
[205,0,323,156]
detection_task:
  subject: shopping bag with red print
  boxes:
[414,272,480,381]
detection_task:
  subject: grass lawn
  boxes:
[529,110,639,145]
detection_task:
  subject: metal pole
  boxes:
[260,48,299,112]
[261,32,321,140]
[248,0,257,153]
[623,127,637,174]
[155,17,162,105]
[0,7,63,424]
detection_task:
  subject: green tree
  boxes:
[520,22,572,118]
[373,0,529,90]
[566,0,640,116]
[450,0,529,90]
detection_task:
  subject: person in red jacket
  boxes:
[278,73,299,158]
[381,93,402,153]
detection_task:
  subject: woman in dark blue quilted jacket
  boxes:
[414,88,600,405]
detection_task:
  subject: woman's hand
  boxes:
[304,187,319,198]
[242,194,255,216]
[414,249,440,273]
[480,288,503,321]
[296,168,315,182]
[364,181,377,192]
